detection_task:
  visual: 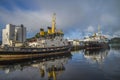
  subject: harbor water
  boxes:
[0,44,120,80]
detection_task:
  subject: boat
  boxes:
[83,25,110,50]
[0,13,71,61]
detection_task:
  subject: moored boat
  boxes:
[83,25,110,50]
[0,13,71,61]
[0,46,71,61]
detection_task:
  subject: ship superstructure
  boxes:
[84,25,109,43]
[27,13,68,48]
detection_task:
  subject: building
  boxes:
[2,24,26,46]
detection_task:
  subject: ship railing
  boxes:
[2,45,71,52]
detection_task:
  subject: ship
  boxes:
[83,25,110,50]
[0,13,71,61]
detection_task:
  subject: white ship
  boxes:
[0,13,71,61]
[84,25,110,50]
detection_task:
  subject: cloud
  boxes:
[0,0,120,39]
[85,26,95,33]
[100,14,117,25]
[0,0,85,37]
[113,30,120,37]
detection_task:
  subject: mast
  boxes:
[98,24,101,35]
[52,13,56,34]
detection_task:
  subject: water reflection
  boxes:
[84,49,110,64]
[34,57,68,80]
[110,43,120,50]
[0,45,120,80]
[0,53,71,80]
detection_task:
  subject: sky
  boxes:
[0,0,120,40]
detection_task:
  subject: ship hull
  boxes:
[0,46,71,61]
[84,42,110,50]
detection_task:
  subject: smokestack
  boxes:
[47,26,52,34]
[40,28,45,36]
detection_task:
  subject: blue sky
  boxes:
[0,0,120,40]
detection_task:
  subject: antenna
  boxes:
[98,24,101,35]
